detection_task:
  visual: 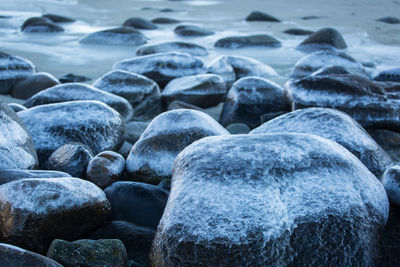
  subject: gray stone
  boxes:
[374,68,400,82]
[368,129,400,163]
[225,123,250,134]
[377,16,400,24]
[245,11,280,22]
[174,25,213,37]
[151,17,180,24]
[297,28,347,52]
[80,27,147,46]
[123,17,158,30]
[381,166,400,205]
[215,34,281,49]
[11,72,60,100]
[136,41,208,56]
[0,170,71,186]
[126,121,149,144]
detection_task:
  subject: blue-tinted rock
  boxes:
[80,27,147,46]
[215,34,281,49]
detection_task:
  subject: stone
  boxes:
[377,16,400,24]
[214,34,281,49]
[7,103,26,112]
[374,68,400,82]
[245,11,280,22]
[126,109,229,184]
[0,101,38,170]
[126,121,149,144]
[167,100,203,111]
[379,82,400,99]
[228,55,278,79]
[174,25,214,37]
[150,133,389,266]
[380,204,400,266]
[11,72,60,100]
[206,56,236,88]
[80,27,147,46]
[368,129,400,163]
[136,41,208,56]
[47,239,128,267]
[0,177,111,253]
[219,77,292,129]
[123,17,158,30]
[59,73,91,83]
[297,28,347,52]
[225,123,250,134]
[18,100,125,163]
[0,170,71,186]
[301,15,323,20]
[20,17,53,32]
[42,14,75,23]
[251,108,393,177]
[22,20,64,33]
[151,17,180,24]
[381,166,400,205]
[86,151,125,189]
[311,65,353,76]
[118,141,133,159]
[23,83,134,121]
[92,70,161,121]
[283,28,314,35]
[162,74,226,108]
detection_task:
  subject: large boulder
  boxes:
[0,170,70,186]
[126,109,229,184]
[297,28,347,52]
[251,108,393,177]
[18,100,125,163]
[150,133,389,266]
[0,177,111,253]
[11,72,60,100]
[136,41,208,56]
[80,27,147,46]
[214,34,281,49]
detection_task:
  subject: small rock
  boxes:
[136,41,208,56]
[123,17,158,30]
[381,166,400,205]
[151,17,180,24]
[59,73,91,83]
[126,121,149,144]
[0,170,71,186]
[301,15,323,20]
[160,8,174,13]
[42,14,75,23]
[225,123,250,134]
[11,72,60,100]
[80,27,147,46]
[245,11,280,22]
[283,28,314,35]
[215,34,281,48]
[297,28,347,52]
[377,16,400,24]
[7,102,26,112]
[174,25,214,37]
[374,68,400,82]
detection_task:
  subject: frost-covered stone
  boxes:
[167,100,203,112]
[251,108,393,177]
[18,100,125,163]
[311,65,354,76]
[123,17,157,30]
[11,72,60,100]
[136,41,208,56]
[150,133,389,266]
[225,123,251,134]
[230,55,278,79]
[297,28,347,52]
[215,34,281,48]
[0,102,38,170]
[219,77,292,129]
[374,68,400,82]
[368,129,400,163]
[162,74,226,108]
[0,170,70,186]
[377,16,400,24]
[80,27,147,46]
[206,56,236,88]
[113,52,205,88]
[126,109,229,184]
[381,166,400,205]
[92,70,161,121]
[245,11,280,22]
[21,17,52,31]
[174,25,213,37]
[24,83,134,121]
[0,178,111,253]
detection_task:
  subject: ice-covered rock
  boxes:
[245,11,280,22]
[311,65,354,76]
[251,108,392,177]
[296,28,347,52]
[21,17,52,31]
[0,177,110,253]
[215,34,281,49]
[11,72,60,100]
[374,68,400,82]
[24,83,134,121]
[369,129,400,163]
[18,100,125,163]
[174,25,214,37]
[206,56,236,88]
[150,133,389,266]
[0,170,70,186]
[125,121,149,144]
[225,123,251,134]
[123,17,158,30]
[80,27,147,46]
[136,41,208,56]
[167,100,203,112]
[125,109,229,184]
[377,16,400,24]
[59,73,90,83]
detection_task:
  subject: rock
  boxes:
[151,17,180,24]
[301,15,323,20]
[150,133,389,266]
[228,55,277,79]
[126,109,229,184]
[20,17,51,31]
[381,204,400,266]
[7,102,26,112]
[22,20,64,33]
[379,82,400,99]
[160,8,174,13]
[86,151,125,189]
[297,28,347,52]
[260,111,288,123]
[311,65,353,76]
[219,77,292,129]
[11,72,60,100]
[23,83,134,121]
[0,51,35,94]
[0,177,111,253]
[368,129,400,163]
[18,100,125,163]
[123,17,158,30]
[59,73,91,83]
[104,181,169,229]
[162,74,226,108]
[92,70,161,121]
[283,28,314,35]
[0,170,71,186]
[0,243,62,267]
[80,27,147,46]
[88,220,155,265]
[214,34,281,49]
[206,56,236,88]
[167,100,203,111]
[382,166,400,205]
[126,121,149,144]
[113,52,205,88]
[377,16,400,24]
[245,11,280,22]
[251,108,393,177]
[118,141,133,159]
[374,68,400,82]
[47,239,128,267]
[0,101,38,170]
[42,14,75,23]
[225,123,250,134]
[136,41,208,56]
[174,25,214,37]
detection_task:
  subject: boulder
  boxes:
[42,14,75,23]
[381,166,400,205]
[206,56,236,88]
[123,17,158,30]
[80,27,147,46]
[297,28,347,52]
[245,11,280,22]
[283,28,314,35]
[126,121,149,144]
[21,17,52,31]
[136,41,208,56]
[377,16,400,24]
[311,65,353,76]
[151,17,180,24]
[11,72,60,100]
[0,170,70,186]
[22,21,64,33]
[214,34,281,49]
[167,100,204,111]
[368,129,400,163]
[174,25,214,37]
[374,68,400,82]
[118,141,133,159]
[59,73,91,83]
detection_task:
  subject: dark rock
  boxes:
[219,77,291,129]
[0,170,71,186]
[7,102,26,112]
[24,83,134,121]
[374,68,400,82]
[206,56,236,88]
[150,133,388,266]
[380,204,400,266]
[368,129,400,163]
[168,100,204,111]
[123,17,158,30]
[297,28,347,52]
[42,14,75,23]
[245,11,280,22]
[377,16,400,24]
[118,141,133,159]
[47,239,127,267]
[20,17,52,31]
[126,109,229,184]
[126,121,149,144]
[378,82,400,99]
[136,41,208,56]
[214,34,281,48]
[0,101,38,170]
[225,123,250,134]
[18,100,125,163]
[283,28,314,35]
[22,21,64,33]
[80,27,147,46]
[174,25,214,37]
[160,8,174,13]
[93,70,161,121]
[311,65,353,76]
[86,151,125,189]
[301,15,323,20]
[151,17,180,24]
[0,177,111,253]
[11,72,60,100]
[59,73,91,83]
[381,166,400,205]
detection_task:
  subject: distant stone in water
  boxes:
[301,15,323,20]
[174,25,214,37]
[297,28,347,52]
[374,68,400,82]
[0,170,71,186]
[377,16,400,24]
[47,239,128,267]
[123,17,158,30]
[59,73,91,83]
[225,123,250,134]
[214,34,281,48]
[283,28,314,35]
[162,74,226,108]
[0,102,38,170]
[245,11,280,22]
[20,17,51,31]
[0,178,111,253]
[160,8,174,13]
[382,166,400,205]
[167,100,203,111]
[150,133,389,266]
[125,109,229,184]
[219,77,291,129]
[11,72,60,100]
[23,82,134,121]
[93,70,162,121]
[7,102,26,112]
[125,121,149,144]
[151,17,180,24]
[251,108,393,177]
[136,41,208,56]
[42,14,75,23]
[368,129,400,163]
[113,52,205,88]
[80,27,147,46]
[21,17,64,33]
[18,100,125,163]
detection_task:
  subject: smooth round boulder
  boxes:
[219,77,292,129]
[311,65,354,76]
[206,56,236,88]
[11,72,60,100]
[150,133,389,266]
[22,21,64,33]
[80,27,147,46]
[283,28,314,35]
[18,100,125,163]
[123,17,158,30]
[245,11,280,22]
[0,170,71,186]
[368,129,400,163]
[297,28,347,52]
[126,109,229,184]
[225,123,250,134]
[214,34,281,49]
[118,141,133,159]
[0,178,111,253]
[174,25,214,37]
[151,17,180,24]
[374,68,400,82]
[382,166,400,205]
[377,16,400,24]
[228,55,278,79]
[20,17,52,31]
[136,41,208,56]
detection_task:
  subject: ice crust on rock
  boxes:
[0,52,35,94]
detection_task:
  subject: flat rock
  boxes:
[215,34,281,49]
[151,17,180,24]
[283,28,314,35]
[381,166,400,205]
[245,11,280,22]
[377,16,400,24]
[174,25,214,37]
[11,72,60,100]
[0,170,71,186]
[136,41,208,56]
[297,28,347,52]
[80,27,147,46]
[368,129,400,163]
[123,17,158,30]
[374,68,400,82]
